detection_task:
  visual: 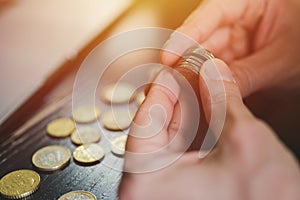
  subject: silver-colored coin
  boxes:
[71,126,102,145]
[32,145,71,171]
[58,190,97,200]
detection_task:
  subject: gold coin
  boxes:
[32,145,71,171]
[58,190,97,200]
[0,169,40,199]
[111,135,128,156]
[102,83,135,104]
[135,91,146,105]
[46,118,75,138]
[73,143,105,163]
[71,126,102,145]
[102,109,133,131]
[72,106,101,123]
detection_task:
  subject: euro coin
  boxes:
[73,143,105,163]
[46,118,75,137]
[32,145,71,171]
[71,126,102,145]
[135,91,146,105]
[0,169,40,199]
[58,190,97,200]
[102,109,133,131]
[102,83,135,104]
[111,135,128,156]
[72,106,101,123]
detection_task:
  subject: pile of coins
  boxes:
[0,82,146,199]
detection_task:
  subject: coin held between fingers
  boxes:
[175,47,215,75]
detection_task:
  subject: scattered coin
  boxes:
[32,145,71,171]
[46,118,75,138]
[73,143,105,163]
[102,83,135,104]
[135,91,146,105]
[58,190,97,200]
[71,126,102,145]
[102,109,134,131]
[111,135,128,156]
[0,169,40,199]
[72,106,101,123]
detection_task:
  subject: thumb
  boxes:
[161,0,253,66]
[199,58,253,153]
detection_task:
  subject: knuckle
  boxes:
[168,120,180,135]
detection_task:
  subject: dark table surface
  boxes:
[1,0,299,199]
[0,1,201,199]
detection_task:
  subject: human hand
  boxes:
[161,0,300,96]
[118,59,300,199]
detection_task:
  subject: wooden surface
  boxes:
[0,0,299,199]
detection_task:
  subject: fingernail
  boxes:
[153,70,180,99]
[162,39,170,50]
[162,31,196,57]
[201,59,236,83]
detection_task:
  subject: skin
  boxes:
[161,0,300,97]
[118,59,300,200]
[119,1,300,198]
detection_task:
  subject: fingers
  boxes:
[200,58,250,120]
[161,0,244,66]
[199,58,253,150]
[231,38,290,97]
[127,70,180,153]
[198,59,300,175]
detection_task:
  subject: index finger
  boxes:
[126,70,180,153]
[161,0,261,66]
